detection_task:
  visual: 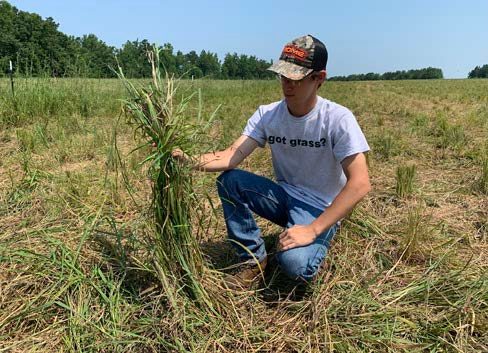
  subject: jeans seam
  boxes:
[240,187,283,205]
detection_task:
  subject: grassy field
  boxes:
[0,77,487,352]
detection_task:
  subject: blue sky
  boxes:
[8,0,488,78]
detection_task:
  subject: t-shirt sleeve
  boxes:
[242,107,267,147]
[331,111,370,162]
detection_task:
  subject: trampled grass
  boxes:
[0,77,487,352]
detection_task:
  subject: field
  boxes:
[0,77,487,352]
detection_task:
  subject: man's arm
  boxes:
[278,152,371,251]
[173,135,259,172]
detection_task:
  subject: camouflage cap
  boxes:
[268,34,328,80]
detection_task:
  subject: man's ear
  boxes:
[316,70,327,88]
[320,70,327,82]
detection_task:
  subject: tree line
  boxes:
[328,67,444,81]
[0,1,274,79]
[468,65,488,78]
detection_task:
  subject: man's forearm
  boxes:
[310,179,371,235]
[277,178,371,252]
[175,135,257,173]
[192,150,235,172]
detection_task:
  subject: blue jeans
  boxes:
[216,169,337,281]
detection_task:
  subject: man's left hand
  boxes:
[278,225,317,251]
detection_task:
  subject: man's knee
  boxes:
[276,249,321,281]
[217,169,247,197]
[217,169,240,187]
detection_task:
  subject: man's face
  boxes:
[279,71,326,105]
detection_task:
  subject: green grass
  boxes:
[0,77,123,127]
[396,164,416,198]
[371,130,402,160]
[432,116,467,151]
[476,157,488,194]
[0,77,487,352]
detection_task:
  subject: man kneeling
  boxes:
[173,34,371,289]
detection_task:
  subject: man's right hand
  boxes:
[167,136,259,172]
[171,148,192,165]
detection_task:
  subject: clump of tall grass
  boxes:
[399,207,430,261]
[470,144,488,195]
[371,130,401,160]
[396,164,416,198]
[431,115,466,150]
[117,48,219,310]
[409,113,429,134]
[475,157,488,194]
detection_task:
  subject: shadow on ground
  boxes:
[200,232,313,302]
[91,225,316,303]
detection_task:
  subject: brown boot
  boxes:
[224,257,268,290]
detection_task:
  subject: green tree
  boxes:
[0,1,19,75]
[198,50,220,78]
[77,34,116,77]
[117,39,152,78]
[184,50,202,78]
[159,42,176,74]
[468,65,488,78]
[222,53,239,79]
[174,50,185,76]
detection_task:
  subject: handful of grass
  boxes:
[117,48,216,307]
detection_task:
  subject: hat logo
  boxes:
[282,45,308,61]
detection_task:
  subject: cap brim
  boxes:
[267,60,313,80]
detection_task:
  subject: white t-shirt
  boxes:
[242,96,370,210]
